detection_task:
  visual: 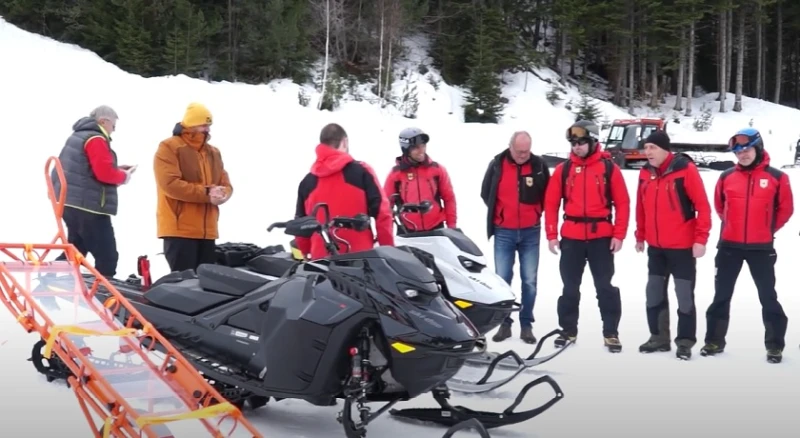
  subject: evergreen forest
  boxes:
[2,0,800,123]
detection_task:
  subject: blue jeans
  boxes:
[493,226,541,329]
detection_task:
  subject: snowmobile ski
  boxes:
[390,376,564,430]
[462,328,573,371]
[4,157,262,438]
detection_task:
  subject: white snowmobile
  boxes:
[389,198,572,370]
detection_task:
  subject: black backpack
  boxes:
[561,157,614,213]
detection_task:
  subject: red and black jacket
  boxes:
[714,150,794,250]
[544,145,630,242]
[384,155,457,231]
[635,153,712,249]
[480,149,550,239]
[294,144,394,259]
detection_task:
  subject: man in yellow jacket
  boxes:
[154,102,233,272]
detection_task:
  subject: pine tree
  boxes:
[463,8,504,124]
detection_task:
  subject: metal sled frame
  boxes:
[0,157,263,438]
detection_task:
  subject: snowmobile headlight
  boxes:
[403,289,419,299]
[457,255,483,273]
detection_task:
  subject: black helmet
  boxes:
[566,120,599,142]
[399,127,430,153]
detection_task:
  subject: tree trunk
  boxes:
[674,25,686,111]
[318,0,331,110]
[774,0,783,103]
[733,8,745,112]
[725,6,732,97]
[559,27,567,84]
[685,18,695,117]
[719,10,727,112]
[377,0,384,100]
[755,2,762,100]
[628,1,635,113]
[649,59,658,108]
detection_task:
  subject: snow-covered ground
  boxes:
[2,16,800,438]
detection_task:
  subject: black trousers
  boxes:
[704,247,787,351]
[56,206,119,278]
[645,247,697,346]
[162,237,217,272]
[556,237,622,337]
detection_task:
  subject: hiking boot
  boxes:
[676,345,692,360]
[700,343,724,357]
[492,324,512,342]
[639,337,671,353]
[520,327,537,344]
[766,349,782,364]
[554,333,576,348]
[604,336,622,353]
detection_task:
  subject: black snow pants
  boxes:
[556,237,622,338]
[162,237,217,273]
[645,247,697,346]
[56,206,119,278]
[704,247,788,351]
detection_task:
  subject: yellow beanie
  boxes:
[181,102,213,128]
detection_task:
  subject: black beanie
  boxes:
[644,130,671,151]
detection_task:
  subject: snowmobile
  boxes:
[389,198,572,370]
[31,203,565,438]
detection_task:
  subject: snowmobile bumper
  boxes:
[454,299,518,335]
[389,375,564,430]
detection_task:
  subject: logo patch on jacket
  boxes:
[407,173,414,181]
[525,176,533,187]
[760,178,768,188]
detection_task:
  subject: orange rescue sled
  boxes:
[0,157,263,438]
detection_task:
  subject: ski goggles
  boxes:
[399,134,428,149]
[566,126,591,140]
[728,131,761,152]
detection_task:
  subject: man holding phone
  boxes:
[51,105,137,279]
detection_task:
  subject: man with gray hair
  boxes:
[480,130,550,344]
[52,105,137,278]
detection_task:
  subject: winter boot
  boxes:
[639,336,671,353]
[492,324,512,343]
[554,333,576,348]
[520,327,537,344]
[766,349,782,364]
[675,345,692,360]
[700,343,724,357]
[604,336,622,353]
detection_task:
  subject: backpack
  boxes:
[561,157,614,213]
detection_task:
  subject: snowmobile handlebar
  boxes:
[389,195,433,233]
[399,200,433,214]
[267,203,372,255]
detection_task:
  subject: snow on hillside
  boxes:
[2,16,800,438]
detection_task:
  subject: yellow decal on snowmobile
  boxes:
[453,300,473,309]
[391,342,416,353]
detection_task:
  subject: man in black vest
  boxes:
[52,106,136,278]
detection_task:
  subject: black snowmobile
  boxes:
[31,203,565,437]
[207,200,572,375]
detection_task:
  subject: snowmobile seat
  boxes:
[397,228,483,257]
[196,263,270,297]
[245,254,296,278]
[144,279,235,316]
